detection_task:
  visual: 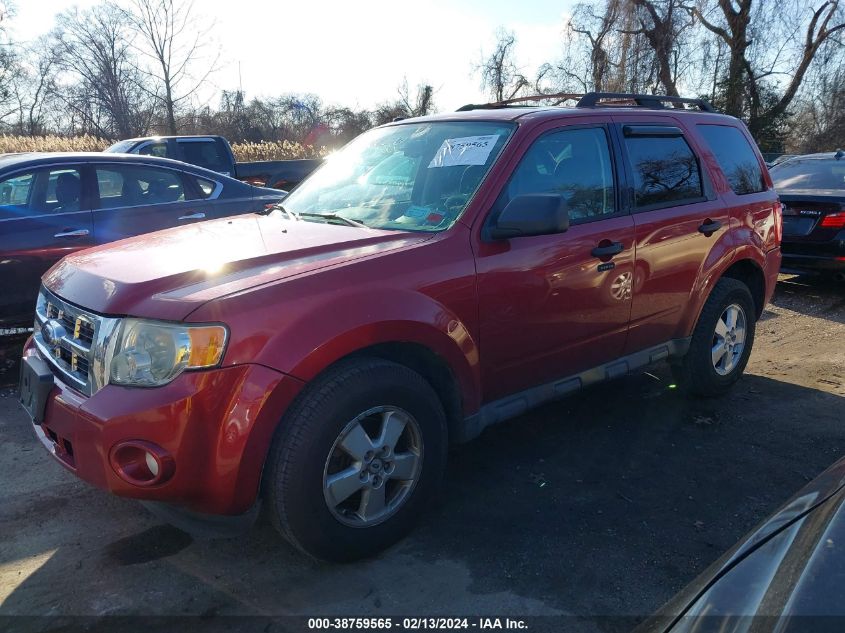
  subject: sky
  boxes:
[9,0,576,112]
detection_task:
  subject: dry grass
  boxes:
[0,135,325,161]
[231,140,325,161]
[0,134,109,153]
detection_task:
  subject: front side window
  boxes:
[499,127,616,223]
[624,132,704,209]
[0,172,35,215]
[0,167,83,217]
[95,165,185,209]
[697,124,765,195]
[281,121,514,232]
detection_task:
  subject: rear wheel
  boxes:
[264,357,447,562]
[673,278,756,397]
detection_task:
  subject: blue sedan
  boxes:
[0,152,284,335]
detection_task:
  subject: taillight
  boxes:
[773,200,783,244]
[820,211,845,228]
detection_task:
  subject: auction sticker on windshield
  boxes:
[428,135,500,168]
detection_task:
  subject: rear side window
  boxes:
[623,132,704,209]
[95,165,186,209]
[697,125,765,195]
[191,176,218,199]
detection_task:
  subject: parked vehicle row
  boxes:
[769,150,845,279]
[105,134,322,190]
[0,153,283,335]
[18,92,782,563]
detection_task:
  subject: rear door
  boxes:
[613,116,733,354]
[474,120,636,400]
[695,123,776,252]
[91,163,215,243]
[0,165,93,328]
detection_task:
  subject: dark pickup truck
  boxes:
[106,135,322,190]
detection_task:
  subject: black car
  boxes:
[639,455,845,632]
[771,151,845,278]
[0,152,283,336]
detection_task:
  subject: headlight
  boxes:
[109,319,228,387]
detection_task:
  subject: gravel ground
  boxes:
[0,274,843,631]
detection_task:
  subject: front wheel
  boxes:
[264,358,447,562]
[672,278,757,397]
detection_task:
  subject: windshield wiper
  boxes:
[258,205,367,228]
[297,212,368,228]
[256,202,284,216]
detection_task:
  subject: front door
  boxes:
[0,165,93,328]
[474,123,635,401]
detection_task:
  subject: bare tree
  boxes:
[123,0,219,134]
[0,0,22,123]
[478,29,529,101]
[373,80,436,124]
[683,0,845,134]
[11,37,60,135]
[51,3,155,138]
[625,0,695,96]
[569,1,624,91]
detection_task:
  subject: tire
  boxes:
[264,357,448,562]
[672,277,757,397]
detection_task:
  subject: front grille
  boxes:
[34,287,119,396]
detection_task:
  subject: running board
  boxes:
[457,338,691,443]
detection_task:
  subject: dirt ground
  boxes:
[1,274,843,631]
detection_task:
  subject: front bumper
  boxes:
[22,338,304,515]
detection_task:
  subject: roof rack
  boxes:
[456,91,715,113]
[577,92,715,112]
[456,92,583,111]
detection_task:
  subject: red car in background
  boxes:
[19,93,782,562]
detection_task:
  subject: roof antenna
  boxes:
[835,149,844,160]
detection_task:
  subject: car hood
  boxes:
[43,213,432,321]
[638,455,845,632]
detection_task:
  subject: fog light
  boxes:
[145,451,160,477]
[109,440,174,487]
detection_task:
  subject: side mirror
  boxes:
[490,194,569,240]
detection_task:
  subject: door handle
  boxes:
[591,241,624,258]
[178,212,206,220]
[698,219,722,235]
[54,229,90,238]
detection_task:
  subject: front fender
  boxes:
[219,286,482,415]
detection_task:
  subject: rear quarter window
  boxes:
[697,124,766,195]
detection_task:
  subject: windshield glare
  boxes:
[282,121,514,231]
[771,158,845,190]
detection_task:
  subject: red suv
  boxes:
[19,93,782,561]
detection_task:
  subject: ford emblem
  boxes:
[41,319,67,345]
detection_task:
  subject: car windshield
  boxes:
[281,121,514,231]
[771,158,845,190]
